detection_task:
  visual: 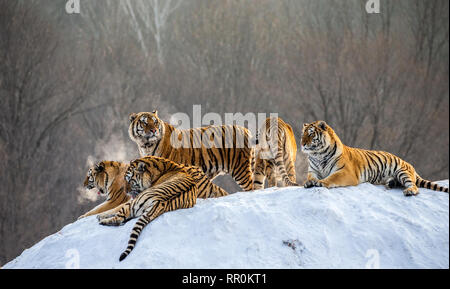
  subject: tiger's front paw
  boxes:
[304,178,322,188]
[98,217,122,226]
[97,213,114,221]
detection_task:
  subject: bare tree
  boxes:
[0,0,97,263]
[121,0,183,65]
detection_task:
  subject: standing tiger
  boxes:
[79,161,131,219]
[253,117,298,189]
[96,156,228,261]
[301,120,449,195]
[128,110,254,191]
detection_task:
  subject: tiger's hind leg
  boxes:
[396,168,419,196]
[266,161,278,187]
[232,154,254,191]
[403,186,419,196]
[384,177,401,190]
[272,147,298,187]
[284,152,297,186]
[253,157,267,190]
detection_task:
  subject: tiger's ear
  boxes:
[95,162,105,172]
[137,162,146,172]
[318,121,327,131]
[129,113,137,123]
[152,110,158,117]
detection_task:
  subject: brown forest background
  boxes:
[0,0,448,265]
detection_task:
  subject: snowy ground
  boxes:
[4,181,449,269]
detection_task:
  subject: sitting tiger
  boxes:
[79,161,131,219]
[128,110,254,191]
[253,117,298,189]
[301,120,449,195]
[96,156,228,261]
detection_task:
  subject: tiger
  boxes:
[96,156,229,261]
[128,110,254,191]
[301,120,449,195]
[79,161,131,219]
[253,117,299,189]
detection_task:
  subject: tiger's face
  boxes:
[83,162,109,196]
[301,121,332,153]
[129,111,163,148]
[124,160,153,198]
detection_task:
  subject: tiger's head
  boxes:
[83,161,122,197]
[124,159,155,198]
[128,110,164,149]
[301,121,335,154]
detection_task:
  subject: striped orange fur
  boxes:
[79,161,131,219]
[96,156,228,261]
[254,117,298,189]
[301,121,449,196]
[128,111,254,191]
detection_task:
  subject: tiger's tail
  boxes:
[119,203,165,261]
[416,175,449,193]
[119,214,151,261]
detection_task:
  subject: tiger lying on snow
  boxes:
[92,156,228,261]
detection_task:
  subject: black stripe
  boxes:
[372,153,385,179]
[328,155,342,172]
[366,153,381,182]
[151,139,160,155]
[233,162,248,180]
[321,143,337,166]
[390,156,398,175]
[398,171,407,179]
[217,144,225,171]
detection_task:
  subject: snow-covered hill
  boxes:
[4,181,449,269]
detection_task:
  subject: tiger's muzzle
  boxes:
[301,144,317,152]
[142,131,160,147]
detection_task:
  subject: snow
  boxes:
[4,181,449,269]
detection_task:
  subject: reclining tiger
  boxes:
[95,156,228,261]
[80,157,225,220]
[79,161,131,219]
[128,110,254,191]
[301,120,449,195]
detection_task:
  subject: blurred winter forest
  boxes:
[0,0,448,265]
